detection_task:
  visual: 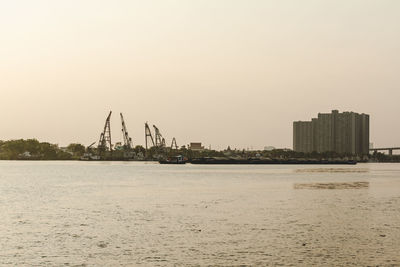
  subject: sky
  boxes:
[0,0,399,150]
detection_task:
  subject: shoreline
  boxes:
[1,159,399,164]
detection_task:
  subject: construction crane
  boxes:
[145,122,155,149]
[87,141,96,150]
[98,111,112,152]
[85,141,96,153]
[171,137,178,149]
[153,125,166,147]
[120,113,133,150]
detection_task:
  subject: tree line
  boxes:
[0,139,396,161]
[0,139,84,160]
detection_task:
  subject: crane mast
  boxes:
[98,111,112,152]
[171,137,178,149]
[145,122,155,149]
[153,125,165,148]
[120,113,133,149]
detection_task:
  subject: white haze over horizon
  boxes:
[1,0,399,150]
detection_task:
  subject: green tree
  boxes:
[67,143,86,157]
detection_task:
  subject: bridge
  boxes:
[370,147,400,156]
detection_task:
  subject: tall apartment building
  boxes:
[293,110,369,155]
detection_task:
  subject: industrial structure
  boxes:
[293,110,369,155]
[120,113,133,150]
[88,112,180,160]
[94,111,136,159]
[144,122,155,150]
[370,147,400,156]
[171,138,178,149]
[144,122,171,150]
[98,111,112,153]
[153,125,166,148]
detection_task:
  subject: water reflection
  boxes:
[0,162,399,266]
[294,181,369,189]
[295,168,369,173]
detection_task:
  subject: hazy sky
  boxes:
[1,0,399,150]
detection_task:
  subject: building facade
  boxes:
[293,110,369,155]
[189,142,204,151]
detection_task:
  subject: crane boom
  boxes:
[120,113,133,149]
[145,122,155,149]
[98,111,112,152]
[153,125,165,147]
[88,142,96,149]
[171,137,178,149]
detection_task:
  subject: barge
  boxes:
[189,157,357,165]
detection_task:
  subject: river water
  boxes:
[0,161,399,266]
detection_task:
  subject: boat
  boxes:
[80,153,101,161]
[190,157,357,165]
[159,155,188,164]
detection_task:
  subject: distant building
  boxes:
[189,142,204,151]
[293,110,369,155]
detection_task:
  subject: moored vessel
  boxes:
[159,155,188,164]
[190,157,357,165]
